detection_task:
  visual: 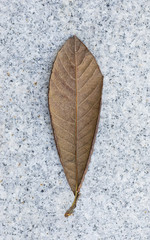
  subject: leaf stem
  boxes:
[64,185,79,217]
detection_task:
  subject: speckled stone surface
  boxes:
[0,0,150,239]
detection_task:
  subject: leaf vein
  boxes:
[79,67,97,92]
[54,69,75,92]
[78,116,98,134]
[78,84,99,107]
[63,47,75,66]
[51,79,73,102]
[52,110,75,125]
[58,55,75,80]
[61,148,75,156]
[78,97,100,122]
[78,58,94,79]
[53,122,74,138]
[56,134,75,147]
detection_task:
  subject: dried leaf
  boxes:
[48,36,103,217]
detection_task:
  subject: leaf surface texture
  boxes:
[49,36,103,215]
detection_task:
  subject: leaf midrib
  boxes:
[75,36,78,194]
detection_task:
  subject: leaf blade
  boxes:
[49,36,103,215]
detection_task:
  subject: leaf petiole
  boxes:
[64,188,79,217]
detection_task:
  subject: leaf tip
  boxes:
[73,35,78,40]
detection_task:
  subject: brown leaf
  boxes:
[48,36,103,217]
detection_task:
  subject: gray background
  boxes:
[0,0,150,239]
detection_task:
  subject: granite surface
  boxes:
[0,0,150,239]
